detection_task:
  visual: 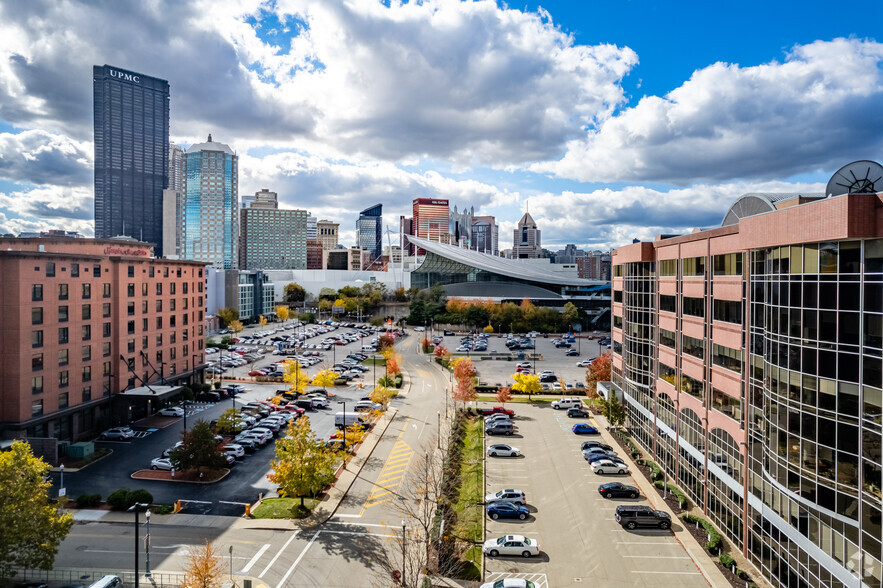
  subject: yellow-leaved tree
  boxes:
[181,540,223,588]
[259,315,267,328]
[283,361,310,396]
[369,385,396,408]
[511,372,541,401]
[311,369,339,392]
[229,319,243,336]
[275,305,290,323]
[269,417,339,510]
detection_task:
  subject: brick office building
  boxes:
[0,237,208,443]
[610,162,883,588]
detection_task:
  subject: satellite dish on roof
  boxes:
[826,160,883,196]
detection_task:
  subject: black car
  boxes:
[614,505,671,529]
[580,440,613,452]
[598,482,641,499]
[539,374,557,383]
[443,330,455,336]
[196,391,221,402]
[566,407,589,418]
[554,341,572,348]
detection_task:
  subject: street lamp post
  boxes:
[145,508,151,578]
[128,502,149,588]
[437,411,440,449]
[337,400,347,455]
[401,521,407,587]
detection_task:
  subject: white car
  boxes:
[480,579,537,588]
[485,489,526,505]
[150,457,173,470]
[414,326,425,331]
[487,444,520,457]
[482,535,539,558]
[577,360,593,367]
[100,427,135,440]
[223,444,245,459]
[157,406,184,417]
[591,459,629,475]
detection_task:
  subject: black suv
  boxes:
[567,407,589,418]
[614,505,671,529]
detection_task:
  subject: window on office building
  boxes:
[31,376,43,394]
[32,307,43,325]
[32,284,43,301]
[683,296,705,317]
[32,329,43,348]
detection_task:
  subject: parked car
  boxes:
[485,489,526,505]
[591,459,629,475]
[551,397,582,410]
[585,453,627,466]
[487,444,520,457]
[100,427,135,440]
[576,359,593,367]
[565,349,579,356]
[582,447,618,460]
[483,534,539,558]
[572,423,599,435]
[598,482,641,499]
[484,413,512,425]
[157,407,184,417]
[614,505,671,530]
[485,421,514,436]
[566,407,590,418]
[150,457,173,470]
[479,579,535,588]
[486,502,530,520]
[481,406,515,417]
[580,440,613,452]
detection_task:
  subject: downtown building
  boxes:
[182,135,239,269]
[238,191,308,270]
[356,204,383,264]
[93,65,170,256]
[412,198,450,254]
[317,220,339,251]
[0,237,207,446]
[512,211,541,258]
[610,161,883,588]
[472,215,499,255]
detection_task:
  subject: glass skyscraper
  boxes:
[93,65,169,255]
[182,135,238,269]
[357,203,383,262]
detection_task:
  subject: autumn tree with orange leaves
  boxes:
[585,352,612,400]
[452,357,477,403]
[496,386,512,406]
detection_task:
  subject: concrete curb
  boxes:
[593,416,729,588]
[130,468,231,484]
[50,448,114,473]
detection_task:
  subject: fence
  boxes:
[11,568,186,587]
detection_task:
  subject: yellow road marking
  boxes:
[359,419,414,513]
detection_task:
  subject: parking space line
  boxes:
[631,570,702,575]
[615,541,680,545]
[238,543,270,574]
[259,531,301,578]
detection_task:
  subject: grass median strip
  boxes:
[252,497,320,519]
[474,395,553,403]
[451,416,484,574]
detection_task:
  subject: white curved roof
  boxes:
[407,235,602,287]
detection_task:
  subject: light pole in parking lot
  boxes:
[337,400,347,455]
[437,411,440,449]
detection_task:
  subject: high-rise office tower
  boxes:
[449,205,474,247]
[306,214,317,241]
[472,215,499,255]
[169,144,184,191]
[93,65,169,255]
[242,188,277,210]
[512,212,541,258]
[412,198,449,254]
[182,135,239,269]
[239,204,307,270]
[356,204,383,262]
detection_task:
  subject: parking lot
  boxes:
[430,332,610,389]
[52,323,397,510]
[482,402,709,587]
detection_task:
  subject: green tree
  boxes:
[318,287,337,301]
[216,307,239,327]
[269,417,339,507]
[562,302,580,329]
[216,408,245,435]
[464,304,490,328]
[601,393,627,429]
[169,420,227,473]
[283,282,306,305]
[0,441,74,580]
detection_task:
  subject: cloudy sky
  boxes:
[1,0,882,251]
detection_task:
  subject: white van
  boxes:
[551,397,583,410]
[89,576,123,588]
[361,344,376,353]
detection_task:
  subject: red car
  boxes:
[248,370,267,377]
[481,406,515,417]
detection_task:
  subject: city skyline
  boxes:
[0,1,881,251]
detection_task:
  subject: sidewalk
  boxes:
[592,413,730,588]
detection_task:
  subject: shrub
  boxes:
[130,489,154,505]
[394,373,403,388]
[76,493,102,508]
[719,552,736,568]
[683,514,722,552]
[107,488,132,511]
[153,504,174,515]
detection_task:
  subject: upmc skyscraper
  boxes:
[93,65,169,255]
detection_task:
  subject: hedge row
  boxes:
[682,513,722,552]
[652,480,689,509]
